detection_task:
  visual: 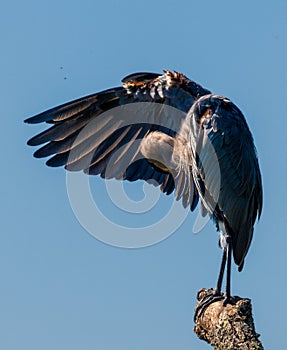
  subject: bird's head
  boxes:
[188,94,244,131]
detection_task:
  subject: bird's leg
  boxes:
[194,248,226,321]
[223,234,232,305]
[194,234,236,321]
[215,246,227,294]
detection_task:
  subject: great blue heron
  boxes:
[25,70,263,317]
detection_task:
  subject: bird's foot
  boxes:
[194,288,235,322]
[194,289,224,321]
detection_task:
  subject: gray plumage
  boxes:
[25,70,262,273]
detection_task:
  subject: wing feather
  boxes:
[25,71,210,209]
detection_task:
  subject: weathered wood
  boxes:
[194,289,264,350]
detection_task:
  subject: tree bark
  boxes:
[194,289,264,350]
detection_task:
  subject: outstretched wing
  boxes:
[187,94,263,268]
[25,71,211,209]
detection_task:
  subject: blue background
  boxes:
[1,1,286,349]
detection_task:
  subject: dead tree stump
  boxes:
[194,288,264,350]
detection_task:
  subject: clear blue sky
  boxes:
[1,1,286,349]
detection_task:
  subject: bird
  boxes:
[25,70,263,317]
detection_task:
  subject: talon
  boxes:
[194,290,224,322]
